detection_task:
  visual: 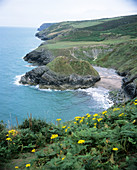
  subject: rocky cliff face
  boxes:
[23,47,54,65]
[20,65,100,90]
[20,54,100,90]
[122,75,137,99]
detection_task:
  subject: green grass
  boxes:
[46,56,99,76]
[1,98,137,169]
[95,40,137,77]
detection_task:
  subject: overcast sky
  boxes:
[0,0,137,27]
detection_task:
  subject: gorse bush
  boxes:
[0,97,137,169]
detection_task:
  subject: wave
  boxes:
[77,87,113,109]
[25,64,36,68]
[14,74,24,86]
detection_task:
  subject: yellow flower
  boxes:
[87,123,88,125]
[93,114,98,117]
[97,118,103,122]
[75,118,79,121]
[74,122,77,124]
[31,149,35,153]
[134,102,137,105]
[26,164,31,167]
[102,111,107,114]
[62,157,65,160]
[135,99,137,102]
[118,113,124,117]
[56,118,61,121]
[94,126,96,128]
[78,140,85,144]
[132,120,136,124]
[112,148,118,151]
[113,108,120,111]
[92,118,96,120]
[86,113,90,116]
[94,123,97,126]
[87,114,91,118]
[75,116,81,120]
[81,117,84,119]
[6,134,9,136]
[51,134,58,139]
[65,129,67,132]
[68,127,70,129]
[6,138,12,141]
[15,166,19,169]
[80,119,83,123]
[62,126,66,128]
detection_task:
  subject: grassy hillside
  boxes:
[37,15,137,42]
[35,14,137,80]
[46,56,99,76]
[1,98,137,169]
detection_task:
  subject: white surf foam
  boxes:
[14,74,24,86]
[77,87,113,109]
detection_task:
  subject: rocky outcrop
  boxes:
[20,66,100,90]
[37,23,56,31]
[23,48,54,65]
[122,75,137,99]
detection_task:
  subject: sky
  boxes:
[0,0,137,28]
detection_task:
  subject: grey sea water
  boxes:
[0,27,112,126]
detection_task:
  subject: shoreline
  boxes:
[93,66,123,90]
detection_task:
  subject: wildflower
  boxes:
[51,134,58,139]
[87,114,91,118]
[62,157,65,160]
[135,99,137,102]
[26,164,31,167]
[80,119,83,123]
[81,117,84,119]
[65,129,67,132]
[113,108,120,111]
[112,148,118,151]
[87,123,88,125]
[62,126,66,128]
[6,134,9,136]
[92,118,96,120]
[31,149,35,153]
[93,114,98,117]
[78,140,85,144]
[132,120,136,124]
[15,166,19,169]
[94,126,96,128]
[75,116,81,120]
[86,113,90,116]
[134,102,137,105]
[6,138,12,141]
[102,111,107,114]
[74,122,77,124]
[97,118,103,122]
[94,123,97,126]
[119,113,124,117]
[56,118,61,121]
[75,118,79,121]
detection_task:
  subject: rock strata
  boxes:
[122,75,137,99]
[20,66,100,90]
[23,48,54,65]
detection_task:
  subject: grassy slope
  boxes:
[1,98,137,169]
[46,56,99,76]
[36,14,137,79]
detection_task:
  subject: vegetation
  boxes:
[0,98,137,169]
[46,56,99,76]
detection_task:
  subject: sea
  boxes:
[0,27,113,127]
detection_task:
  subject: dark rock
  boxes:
[23,48,54,66]
[122,75,137,99]
[37,23,56,31]
[20,66,100,90]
